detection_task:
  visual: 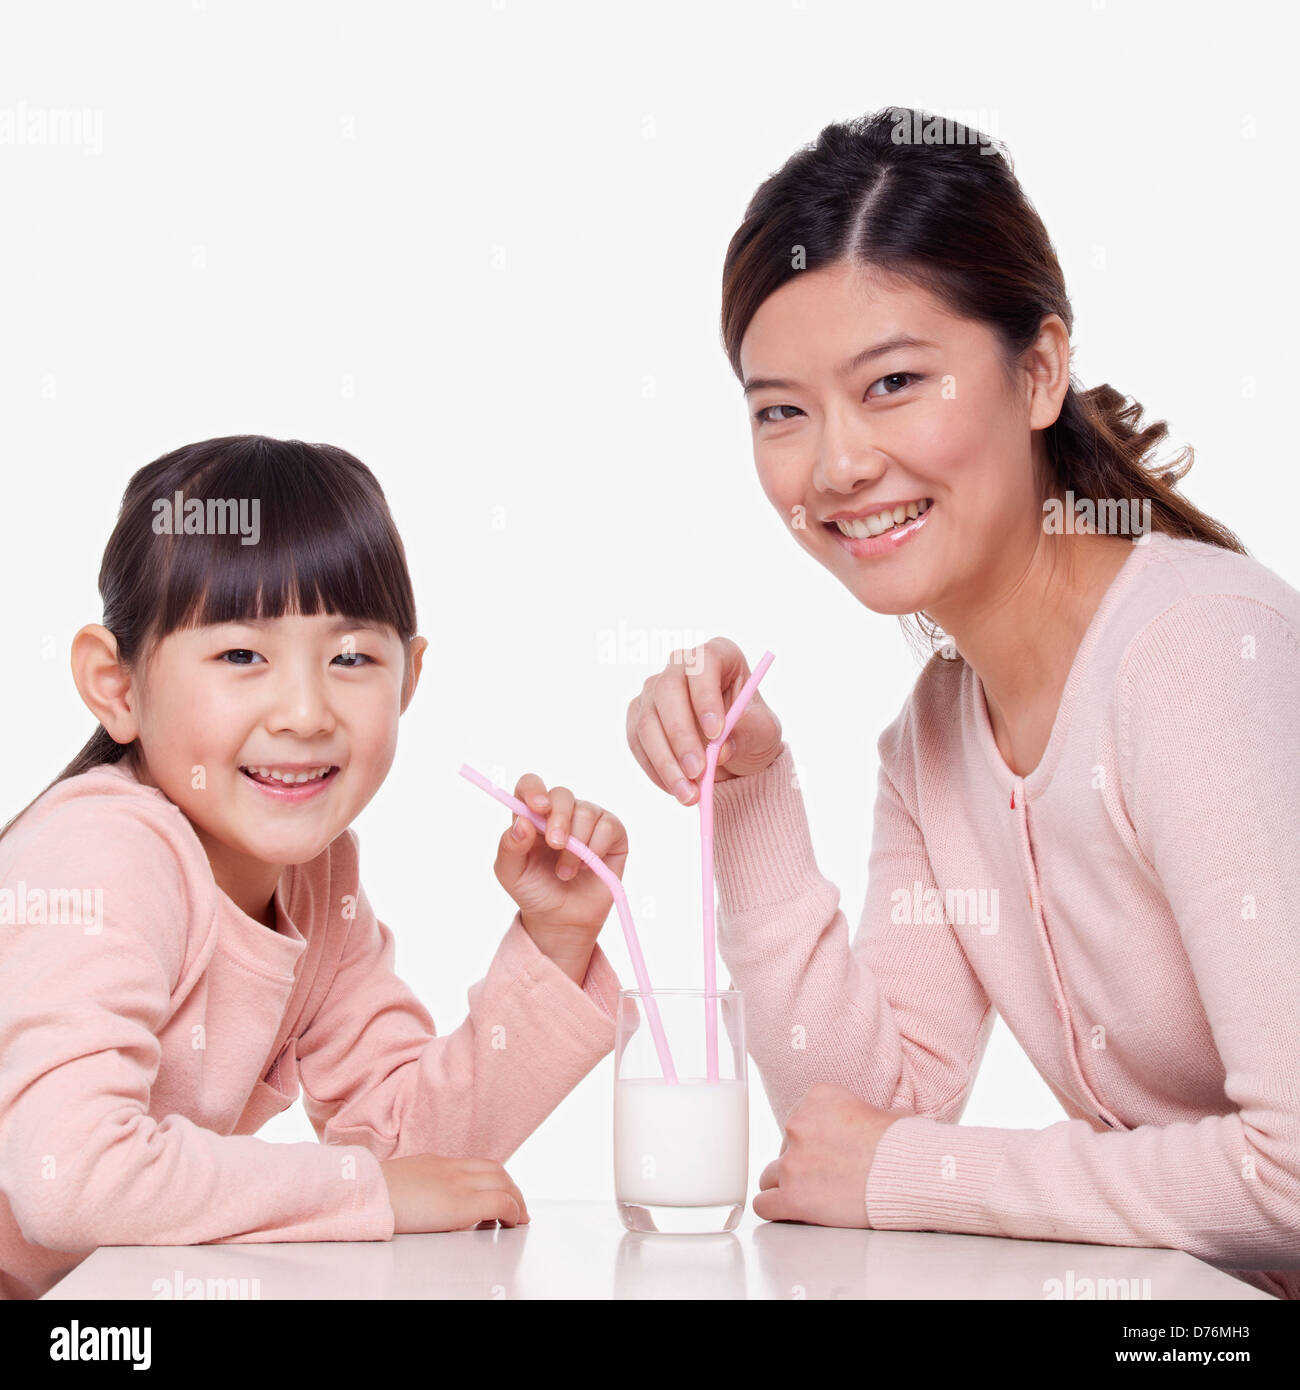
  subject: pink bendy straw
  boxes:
[698,650,776,1082]
[458,764,679,1084]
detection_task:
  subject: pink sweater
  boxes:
[0,763,621,1299]
[711,531,1300,1300]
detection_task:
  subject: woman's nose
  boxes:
[813,432,888,493]
[809,401,888,492]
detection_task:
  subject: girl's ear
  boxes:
[71,623,141,746]
[399,635,428,715]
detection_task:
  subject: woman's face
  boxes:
[739,260,1051,625]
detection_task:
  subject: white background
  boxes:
[2,0,1296,1206]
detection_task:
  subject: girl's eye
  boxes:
[218,649,373,667]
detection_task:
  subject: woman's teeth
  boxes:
[241,766,334,784]
[833,498,931,538]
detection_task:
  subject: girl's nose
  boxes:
[267,675,336,737]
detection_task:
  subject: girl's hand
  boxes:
[626,636,783,805]
[379,1153,529,1232]
[494,775,627,982]
[753,1083,909,1228]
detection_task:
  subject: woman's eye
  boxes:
[219,649,264,665]
[866,372,920,398]
[332,652,373,668]
[754,374,921,425]
[753,403,804,426]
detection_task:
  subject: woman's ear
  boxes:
[400,635,428,715]
[70,624,140,745]
[1025,312,1072,430]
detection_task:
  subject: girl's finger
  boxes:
[555,800,599,878]
[514,771,551,815]
[501,814,535,854]
[586,809,627,878]
[543,784,575,853]
[500,1172,530,1224]
[466,1166,531,1224]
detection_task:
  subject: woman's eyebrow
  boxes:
[742,334,938,395]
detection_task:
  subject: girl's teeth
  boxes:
[245,766,333,784]
[834,498,930,539]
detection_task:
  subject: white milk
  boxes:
[614,1077,748,1206]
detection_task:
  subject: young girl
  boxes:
[0,434,627,1300]
[627,108,1300,1299]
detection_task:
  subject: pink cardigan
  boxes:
[0,764,621,1299]
[710,531,1300,1300]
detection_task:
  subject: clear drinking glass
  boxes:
[613,988,748,1234]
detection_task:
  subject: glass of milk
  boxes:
[613,988,748,1234]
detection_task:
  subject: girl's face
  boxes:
[129,612,422,883]
[738,260,1057,627]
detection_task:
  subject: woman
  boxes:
[625,108,1299,1299]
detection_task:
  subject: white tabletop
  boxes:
[42,1200,1270,1299]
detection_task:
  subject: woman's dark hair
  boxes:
[720,106,1246,662]
[1,434,418,841]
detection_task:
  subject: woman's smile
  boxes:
[826,497,935,558]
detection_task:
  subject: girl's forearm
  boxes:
[545,949,594,986]
[519,915,595,986]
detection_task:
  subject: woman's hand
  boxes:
[493,774,626,983]
[626,636,784,805]
[753,1083,909,1228]
[379,1153,529,1232]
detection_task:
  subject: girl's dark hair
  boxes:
[720,106,1246,661]
[2,435,418,841]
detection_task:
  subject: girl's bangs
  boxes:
[146,443,416,641]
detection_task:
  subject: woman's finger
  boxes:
[681,643,730,754]
[635,694,700,805]
[627,690,671,794]
[751,1186,790,1224]
[694,636,748,741]
[652,655,712,788]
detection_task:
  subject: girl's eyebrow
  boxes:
[221,618,390,636]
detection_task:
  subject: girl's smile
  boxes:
[237,762,342,800]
